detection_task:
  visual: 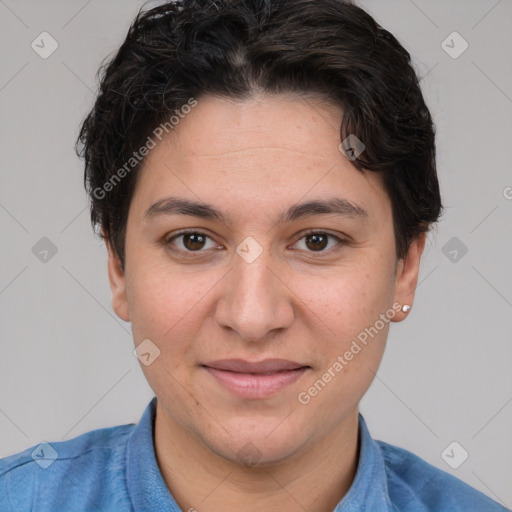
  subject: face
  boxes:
[107,93,424,466]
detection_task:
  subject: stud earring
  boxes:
[402,305,411,313]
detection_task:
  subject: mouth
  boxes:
[201,358,311,399]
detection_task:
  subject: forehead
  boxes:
[131,93,390,225]
[168,93,344,160]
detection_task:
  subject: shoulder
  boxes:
[376,440,509,512]
[0,422,135,511]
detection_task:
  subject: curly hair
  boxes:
[76,0,442,270]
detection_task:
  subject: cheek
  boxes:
[292,261,395,343]
[127,263,209,401]
[126,260,209,347]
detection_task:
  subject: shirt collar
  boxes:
[126,396,182,511]
[333,413,395,512]
[126,398,394,512]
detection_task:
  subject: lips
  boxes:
[203,358,307,373]
[201,359,310,399]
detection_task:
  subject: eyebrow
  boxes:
[144,196,368,225]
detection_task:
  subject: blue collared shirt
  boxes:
[0,397,508,511]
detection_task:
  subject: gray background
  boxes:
[0,0,511,507]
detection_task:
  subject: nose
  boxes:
[214,248,295,343]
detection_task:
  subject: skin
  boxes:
[106,92,426,512]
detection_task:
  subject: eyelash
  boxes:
[164,229,347,257]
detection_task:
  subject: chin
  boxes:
[201,420,309,468]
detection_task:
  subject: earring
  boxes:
[402,304,411,313]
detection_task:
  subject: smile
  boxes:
[201,359,310,399]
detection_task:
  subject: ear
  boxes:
[105,233,130,322]
[391,232,427,322]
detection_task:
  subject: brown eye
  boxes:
[305,233,329,251]
[293,231,345,254]
[166,231,217,252]
[181,233,206,251]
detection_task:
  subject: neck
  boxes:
[154,403,360,512]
